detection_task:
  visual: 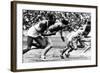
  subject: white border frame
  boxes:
[13,1,96,69]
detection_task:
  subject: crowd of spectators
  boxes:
[23,10,91,32]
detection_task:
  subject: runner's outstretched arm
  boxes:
[60,30,65,42]
[41,31,56,36]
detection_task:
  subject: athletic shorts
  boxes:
[27,36,50,48]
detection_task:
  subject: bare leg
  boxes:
[23,36,43,54]
[65,43,75,57]
[60,46,69,59]
[23,36,33,54]
[23,47,31,54]
[41,44,52,60]
[61,42,75,59]
[65,48,73,58]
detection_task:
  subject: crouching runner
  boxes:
[40,19,69,60]
[60,24,87,59]
[23,16,56,55]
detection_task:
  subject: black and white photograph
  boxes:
[22,10,91,62]
[11,1,97,71]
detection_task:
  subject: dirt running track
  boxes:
[23,48,91,63]
[22,32,91,63]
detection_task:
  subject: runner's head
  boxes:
[39,21,47,33]
[47,13,56,21]
[61,19,69,26]
[47,13,56,27]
